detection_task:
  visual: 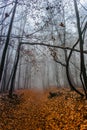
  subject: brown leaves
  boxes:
[59,22,65,27]
[0,88,87,130]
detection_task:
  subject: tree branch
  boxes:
[20,42,87,54]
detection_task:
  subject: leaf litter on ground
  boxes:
[0,87,87,130]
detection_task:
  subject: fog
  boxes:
[0,0,87,92]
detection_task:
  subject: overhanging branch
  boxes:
[20,42,87,54]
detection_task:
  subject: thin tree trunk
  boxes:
[18,59,21,89]
[73,0,87,98]
[1,48,10,92]
[0,0,18,81]
[9,43,20,97]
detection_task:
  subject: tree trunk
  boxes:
[73,0,87,98]
[0,0,18,81]
[9,43,20,98]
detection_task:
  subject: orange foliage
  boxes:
[0,88,87,130]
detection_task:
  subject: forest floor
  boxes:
[0,87,87,130]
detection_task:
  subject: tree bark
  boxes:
[9,43,20,97]
[0,0,18,81]
[73,0,87,98]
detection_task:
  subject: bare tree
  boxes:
[0,0,18,81]
[73,0,87,98]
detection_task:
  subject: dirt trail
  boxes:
[0,88,87,130]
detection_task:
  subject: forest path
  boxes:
[0,87,87,130]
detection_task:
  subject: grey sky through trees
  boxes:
[0,0,87,93]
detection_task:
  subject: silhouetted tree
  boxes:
[0,0,18,81]
[73,0,87,98]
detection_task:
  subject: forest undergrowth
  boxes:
[0,87,87,130]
